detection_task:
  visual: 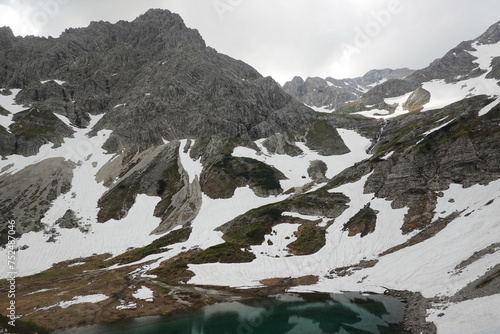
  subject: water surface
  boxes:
[57,292,404,334]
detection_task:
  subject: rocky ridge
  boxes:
[282,68,414,110]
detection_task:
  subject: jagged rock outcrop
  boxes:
[200,156,285,199]
[486,56,500,80]
[362,95,500,233]
[342,203,378,237]
[305,120,351,156]
[307,160,328,183]
[55,209,82,229]
[0,158,75,243]
[153,177,202,234]
[0,9,317,157]
[406,41,485,84]
[403,87,431,112]
[95,140,203,233]
[263,132,304,156]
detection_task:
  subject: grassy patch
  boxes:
[152,257,194,284]
[288,224,326,255]
[220,189,349,246]
[191,242,255,264]
[153,242,255,284]
[214,156,282,190]
[343,205,377,237]
[224,219,277,246]
[14,254,111,282]
[106,227,192,265]
[10,109,59,139]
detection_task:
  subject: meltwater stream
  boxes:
[57,292,405,334]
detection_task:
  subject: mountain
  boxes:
[0,9,499,334]
[282,68,414,111]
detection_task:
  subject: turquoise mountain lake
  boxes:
[56,292,405,334]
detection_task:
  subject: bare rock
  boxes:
[307,160,328,183]
[0,158,75,240]
[55,209,81,229]
[403,87,431,112]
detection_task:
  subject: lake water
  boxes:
[57,292,405,334]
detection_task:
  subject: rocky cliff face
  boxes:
[0,9,317,157]
[0,9,321,237]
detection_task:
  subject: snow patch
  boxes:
[178,139,202,184]
[478,98,500,117]
[25,288,58,296]
[133,286,154,302]
[67,262,86,267]
[39,294,109,311]
[306,104,336,113]
[250,223,299,258]
[116,301,137,310]
[427,294,500,334]
[59,294,109,308]
[0,88,26,132]
[41,80,65,85]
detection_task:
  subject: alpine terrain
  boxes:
[0,9,499,334]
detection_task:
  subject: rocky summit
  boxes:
[0,9,500,334]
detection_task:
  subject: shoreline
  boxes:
[49,286,416,334]
[1,270,436,334]
[0,256,438,334]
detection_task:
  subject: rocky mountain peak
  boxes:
[476,20,500,45]
[0,26,14,39]
[0,9,316,157]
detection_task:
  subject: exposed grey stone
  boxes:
[0,158,75,242]
[55,209,81,229]
[403,87,431,112]
[486,56,500,80]
[263,132,303,157]
[307,160,328,183]
[0,9,317,157]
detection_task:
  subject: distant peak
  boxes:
[135,8,182,23]
[0,26,14,37]
[476,19,500,45]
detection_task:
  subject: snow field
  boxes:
[232,128,371,191]
[186,174,412,288]
[427,294,500,334]
[0,113,165,278]
[299,179,500,298]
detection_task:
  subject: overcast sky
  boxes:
[1,0,500,84]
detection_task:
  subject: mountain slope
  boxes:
[0,10,499,334]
